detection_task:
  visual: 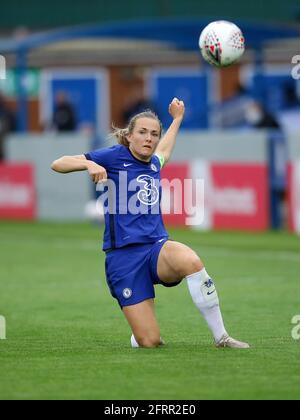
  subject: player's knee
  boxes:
[137,334,161,348]
[184,255,204,277]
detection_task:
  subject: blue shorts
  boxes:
[105,239,182,308]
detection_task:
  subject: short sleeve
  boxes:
[155,154,166,169]
[85,145,119,169]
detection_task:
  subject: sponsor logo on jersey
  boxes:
[137,175,159,206]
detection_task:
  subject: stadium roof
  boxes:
[1,18,300,131]
[1,18,300,53]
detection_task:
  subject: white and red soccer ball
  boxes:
[199,20,245,67]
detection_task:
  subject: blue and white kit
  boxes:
[85,144,181,307]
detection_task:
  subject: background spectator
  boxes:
[52,91,77,132]
[122,89,158,124]
[0,93,16,161]
[245,100,281,129]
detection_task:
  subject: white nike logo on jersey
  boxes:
[124,163,132,167]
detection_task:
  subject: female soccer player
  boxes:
[51,98,249,349]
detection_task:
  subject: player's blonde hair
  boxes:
[112,111,162,148]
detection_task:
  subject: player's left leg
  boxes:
[157,241,250,349]
[123,299,161,348]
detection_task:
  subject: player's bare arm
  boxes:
[51,155,107,184]
[155,98,185,164]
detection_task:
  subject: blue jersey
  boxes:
[85,144,169,251]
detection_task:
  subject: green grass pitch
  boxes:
[0,222,300,400]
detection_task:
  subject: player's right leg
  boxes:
[156,240,250,349]
[122,299,161,348]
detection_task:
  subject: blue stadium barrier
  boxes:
[268,130,288,229]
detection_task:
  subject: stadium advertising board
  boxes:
[209,163,269,231]
[161,163,191,226]
[0,163,36,220]
[161,161,269,231]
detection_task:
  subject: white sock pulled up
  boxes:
[186,268,227,343]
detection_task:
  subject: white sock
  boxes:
[186,268,227,343]
[130,334,165,348]
[131,334,140,348]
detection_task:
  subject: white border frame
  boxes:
[240,63,300,112]
[240,63,299,87]
[40,68,110,134]
[145,66,220,129]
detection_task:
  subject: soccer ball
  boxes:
[199,20,245,68]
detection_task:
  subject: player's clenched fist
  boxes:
[87,161,107,184]
[169,97,185,120]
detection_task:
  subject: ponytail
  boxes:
[112,126,130,147]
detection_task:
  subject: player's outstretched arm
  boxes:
[51,155,107,184]
[155,98,185,165]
